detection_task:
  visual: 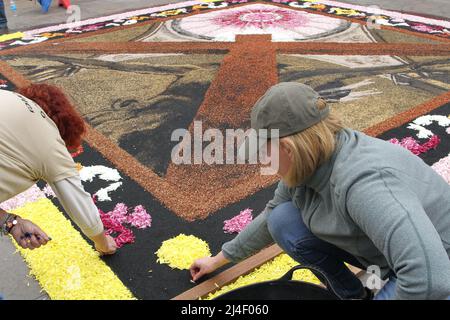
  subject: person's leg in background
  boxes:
[0,0,8,33]
[59,0,71,9]
[267,201,367,299]
[37,0,53,13]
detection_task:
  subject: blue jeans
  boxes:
[374,276,450,300]
[267,202,366,299]
[373,276,397,300]
[0,0,7,29]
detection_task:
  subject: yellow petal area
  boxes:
[205,254,320,300]
[10,198,134,300]
[156,234,211,270]
[0,32,24,42]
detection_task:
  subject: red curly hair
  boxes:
[18,84,85,151]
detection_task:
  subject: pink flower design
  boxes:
[109,203,129,224]
[176,4,343,41]
[431,155,450,184]
[127,205,152,229]
[98,202,152,248]
[0,185,46,211]
[411,23,443,34]
[389,135,440,155]
[100,208,135,248]
[223,208,253,234]
[213,7,308,29]
[68,23,105,33]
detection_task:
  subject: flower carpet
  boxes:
[0,0,449,300]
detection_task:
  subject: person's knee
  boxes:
[267,201,297,243]
[267,202,318,256]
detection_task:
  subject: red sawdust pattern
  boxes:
[195,34,274,128]
[24,41,233,55]
[364,90,450,137]
[165,34,278,220]
[62,35,280,221]
[276,42,450,56]
[11,41,450,57]
[0,61,31,88]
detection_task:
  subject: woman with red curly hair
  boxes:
[0,84,116,255]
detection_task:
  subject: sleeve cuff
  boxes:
[82,221,104,238]
[221,242,240,263]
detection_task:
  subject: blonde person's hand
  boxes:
[190,257,218,282]
[190,252,230,282]
[92,233,117,255]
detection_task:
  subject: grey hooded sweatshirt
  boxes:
[222,128,450,300]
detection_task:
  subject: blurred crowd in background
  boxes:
[0,0,71,34]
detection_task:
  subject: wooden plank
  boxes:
[172,244,283,300]
[173,245,368,300]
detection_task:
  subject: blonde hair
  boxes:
[282,99,344,187]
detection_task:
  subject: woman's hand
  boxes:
[91,232,117,255]
[190,252,230,282]
[9,217,50,250]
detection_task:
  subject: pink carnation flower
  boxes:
[98,203,151,249]
[108,203,129,224]
[389,135,440,155]
[224,208,253,234]
[127,205,152,229]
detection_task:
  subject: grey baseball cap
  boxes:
[238,82,329,161]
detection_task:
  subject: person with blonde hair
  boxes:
[190,82,450,300]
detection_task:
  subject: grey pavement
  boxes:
[5,0,189,31]
[0,236,48,300]
[0,0,449,300]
